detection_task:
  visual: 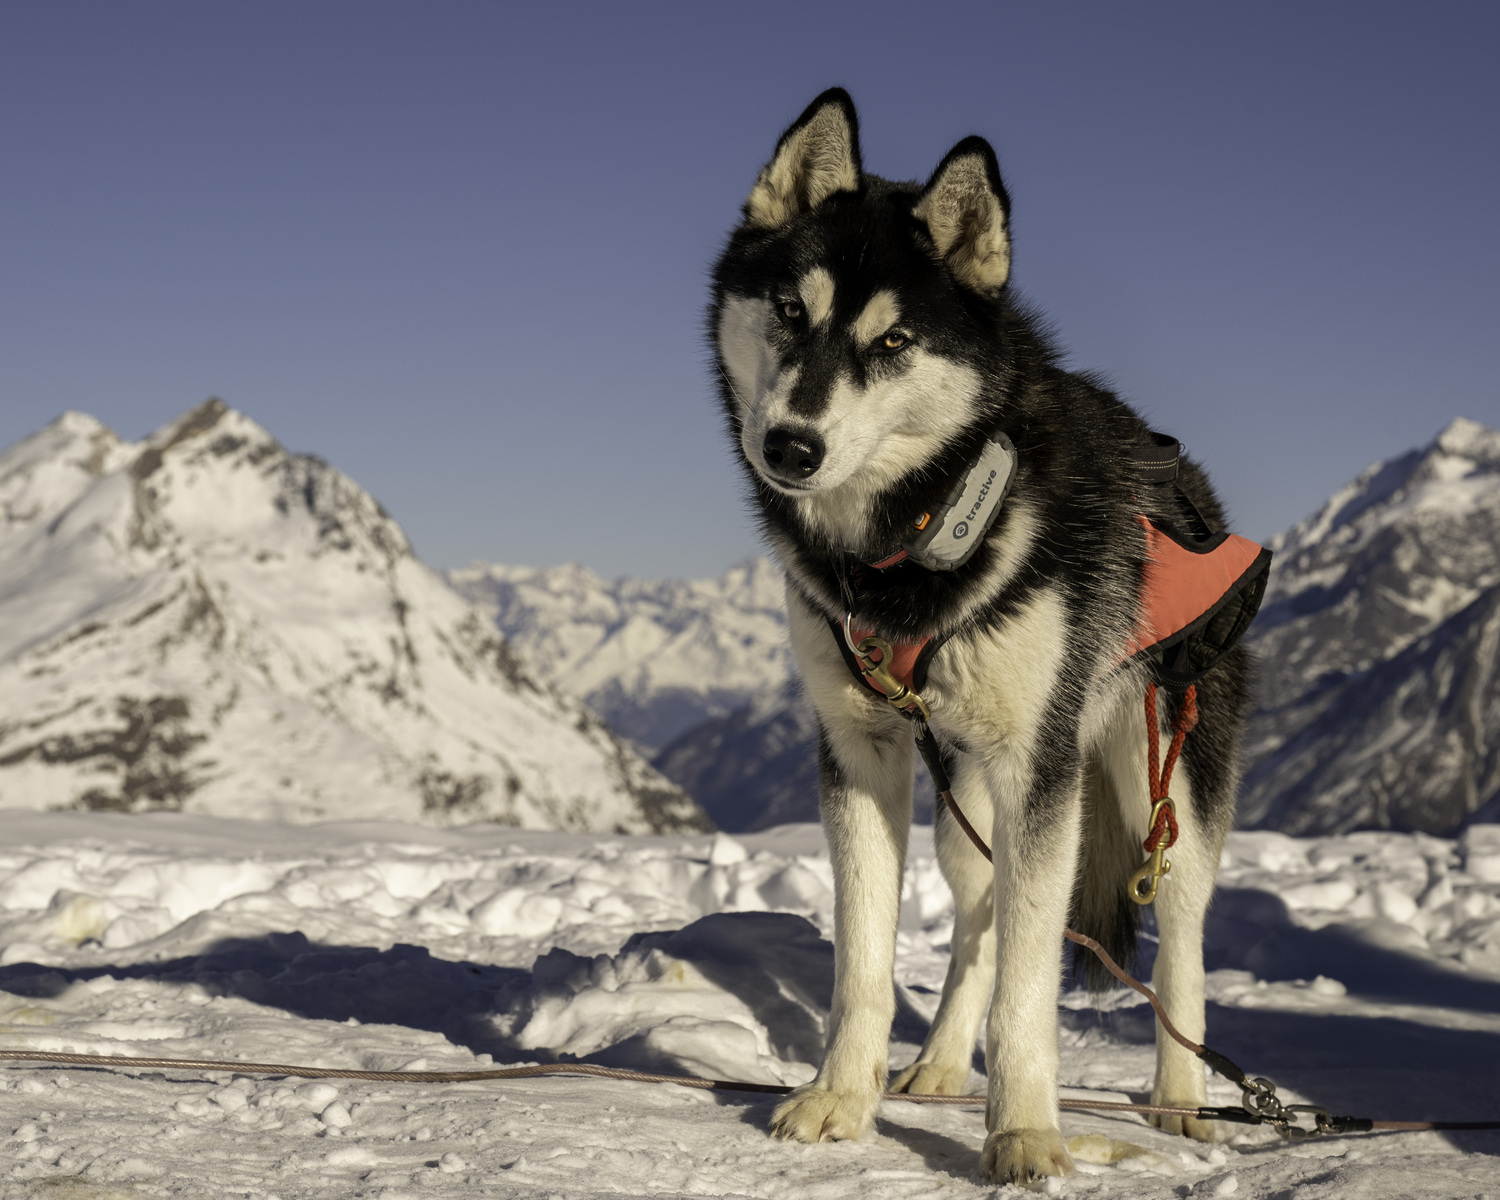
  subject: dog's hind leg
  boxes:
[890,756,994,1097]
[769,720,913,1143]
[1102,692,1226,1142]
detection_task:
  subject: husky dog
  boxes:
[709,90,1251,1184]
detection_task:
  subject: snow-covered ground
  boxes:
[2,814,1500,1198]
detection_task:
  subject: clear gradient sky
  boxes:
[2,2,1497,577]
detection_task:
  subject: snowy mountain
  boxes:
[447,557,792,751]
[1241,417,1500,835]
[652,680,822,831]
[0,401,709,833]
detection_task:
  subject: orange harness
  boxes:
[830,508,1271,904]
[833,514,1271,703]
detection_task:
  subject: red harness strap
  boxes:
[1122,516,1267,662]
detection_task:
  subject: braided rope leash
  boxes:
[1128,683,1196,904]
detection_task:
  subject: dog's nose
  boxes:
[762,428,825,480]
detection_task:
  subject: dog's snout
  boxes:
[762,428,825,480]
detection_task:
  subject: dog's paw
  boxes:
[889,1059,970,1096]
[769,1084,878,1143]
[1150,1109,1218,1142]
[980,1127,1073,1185]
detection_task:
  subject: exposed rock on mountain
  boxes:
[652,682,821,831]
[1241,417,1500,834]
[0,402,709,833]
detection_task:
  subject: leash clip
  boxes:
[1128,796,1177,905]
[843,614,931,721]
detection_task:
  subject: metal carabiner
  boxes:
[1278,1105,1335,1141]
[1128,844,1171,905]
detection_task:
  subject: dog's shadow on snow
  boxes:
[5,890,1500,1155]
[0,932,533,1062]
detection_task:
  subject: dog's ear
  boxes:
[915,136,1012,293]
[744,89,862,229]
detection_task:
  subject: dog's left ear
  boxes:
[744,89,862,229]
[915,136,1012,294]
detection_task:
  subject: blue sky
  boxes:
[2,2,1496,577]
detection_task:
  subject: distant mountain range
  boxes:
[0,401,709,834]
[4,404,1490,837]
[448,558,790,751]
[445,557,813,832]
[461,418,1500,837]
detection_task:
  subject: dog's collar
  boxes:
[863,431,1018,574]
[861,430,1182,574]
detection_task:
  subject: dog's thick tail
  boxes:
[1070,756,1142,993]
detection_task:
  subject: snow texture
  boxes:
[2,812,1499,1197]
[0,404,708,834]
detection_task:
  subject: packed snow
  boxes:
[2,812,1499,1197]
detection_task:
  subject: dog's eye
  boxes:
[881,330,908,351]
[778,299,803,322]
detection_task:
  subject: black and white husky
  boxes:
[710,90,1252,1184]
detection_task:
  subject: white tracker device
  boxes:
[901,431,1018,571]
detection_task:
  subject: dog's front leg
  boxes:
[890,755,995,1096]
[979,763,1082,1186]
[770,725,912,1143]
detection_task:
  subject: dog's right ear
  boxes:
[744,89,862,230]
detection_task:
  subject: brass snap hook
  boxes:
[842,615,930,721]
[1128,797,1177,905]
[1128,845,1171,905]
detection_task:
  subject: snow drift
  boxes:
[3,812,1500,1195]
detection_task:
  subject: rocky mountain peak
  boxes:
[0,402,708,833]
[1435,415,1500,463]
[1243,417,1500,834]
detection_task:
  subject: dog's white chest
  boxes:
[921,587,1069,749]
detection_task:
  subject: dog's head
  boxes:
[712,89,1014,549]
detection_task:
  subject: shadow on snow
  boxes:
[0,894,1496,1152]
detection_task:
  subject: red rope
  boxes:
[1142,802,1179,854]
[1141,683,1197,853]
